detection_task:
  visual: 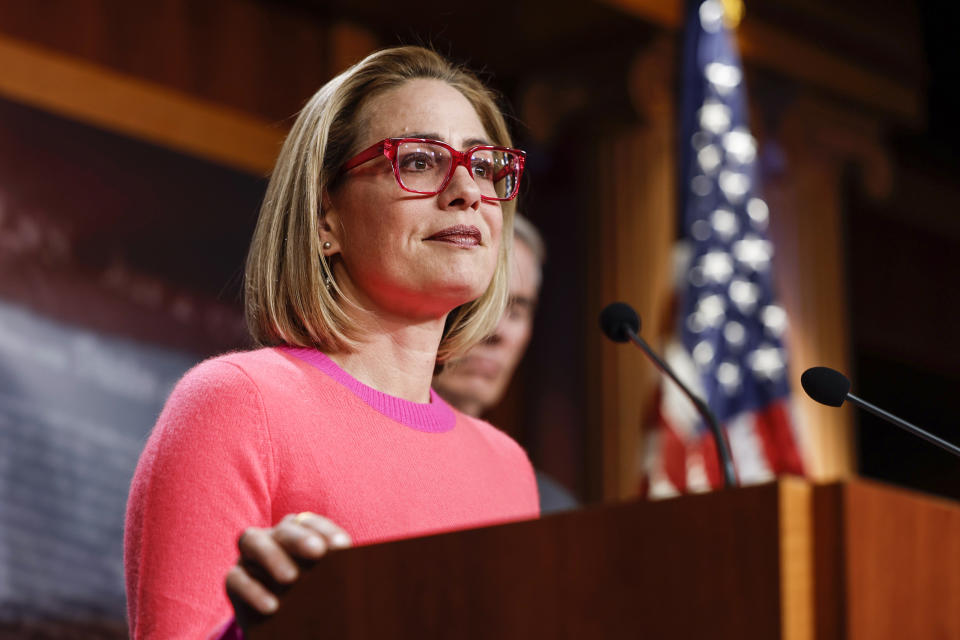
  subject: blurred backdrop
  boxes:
[0,0,957,636]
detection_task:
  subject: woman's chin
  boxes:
[405,281,489,316]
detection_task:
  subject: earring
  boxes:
[322,241,332,251]
[323,274,333,291]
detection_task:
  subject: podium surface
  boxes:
[247,479,960,639]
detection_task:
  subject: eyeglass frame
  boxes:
[338,137,526,202]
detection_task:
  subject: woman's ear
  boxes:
[319,190,341,256]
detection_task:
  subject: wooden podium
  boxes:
[247,479,960,639]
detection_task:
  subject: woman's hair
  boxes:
[245,46,516,362]
[512,212,546,266]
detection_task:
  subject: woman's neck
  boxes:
[327,313,445,404]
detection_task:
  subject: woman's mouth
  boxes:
[424,225,482,247]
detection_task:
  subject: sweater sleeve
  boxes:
[124,358,275,639]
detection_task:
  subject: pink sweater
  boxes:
[124,347,539,639]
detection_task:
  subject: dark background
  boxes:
[849,0,960,501]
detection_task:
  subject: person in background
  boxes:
[434,213,578,514]
[124,46,538,639]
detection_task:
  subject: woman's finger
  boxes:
[271,515,330,560]
[226,565,279,615]
[237,526,299,584]
[292,512,353,549]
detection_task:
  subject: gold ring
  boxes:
[294,512,311,524]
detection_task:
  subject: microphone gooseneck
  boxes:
[801,366,960,459]
[599,302,738,489]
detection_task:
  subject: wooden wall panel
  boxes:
[763,94,893,480]
[587,38,676,501]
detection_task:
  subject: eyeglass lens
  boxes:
[396,141,520,199]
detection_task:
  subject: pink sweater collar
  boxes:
[279,347,456,433]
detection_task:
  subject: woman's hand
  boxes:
[226,512,352,618]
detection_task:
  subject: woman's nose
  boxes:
[438,165,482,211]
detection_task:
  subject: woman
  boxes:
[124,46,538,639]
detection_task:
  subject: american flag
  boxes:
[643,0,805,497]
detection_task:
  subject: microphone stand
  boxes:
[626,327,738,489]
[847,393,960,458]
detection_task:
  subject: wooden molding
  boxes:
[599,0,922,123]
[601,0,684,29]
[779,478,814,640]
[0,33,284,175]
[737,20,921,124]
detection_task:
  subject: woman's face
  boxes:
[325,78,503,321]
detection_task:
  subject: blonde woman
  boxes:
[124,46,537,639]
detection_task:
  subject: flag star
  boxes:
[688,265,707,287]
[691,219,712,241]
[700,250,734,283]
[697,144,722,174]
[717,361,741,394]
[733,235,773,271]
[710,207,739,241]
[705,62,743,95]
[728,278,760,314]
[748,345,786,380]
[718,170,750,203]
[691,131,713,150]
[691,175,713,196]
[687,312,706,334]
[723,320,746,347]
[747,197,769,229]
[722,127,756,164]
[699,100,732,134]
[699,0,725,33]
[693,340,715,367]
[696,294,727,328]
[761,305,788,337]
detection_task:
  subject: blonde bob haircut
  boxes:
[245,46,516,363]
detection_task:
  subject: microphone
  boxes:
[599,302,737,488]
[599,302,639,343]
[801,366,960,459]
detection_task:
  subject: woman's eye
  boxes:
[400,152,434,171]
[472,158,494,179]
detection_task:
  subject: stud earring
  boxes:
[322,241,332,251]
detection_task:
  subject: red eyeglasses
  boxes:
[339,138,526,202]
